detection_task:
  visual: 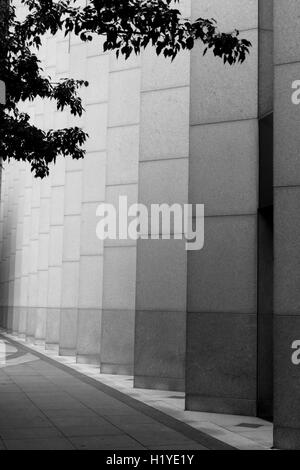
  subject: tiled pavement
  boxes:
[0,336,234,450]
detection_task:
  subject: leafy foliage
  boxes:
[0,0,251,177]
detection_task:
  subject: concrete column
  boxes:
[59,161,82,356]
[18,165,33,338]
[257,0,274,420]
[100,51,140,375]
[10,161,23,334]
[59,166,82,357]
[0,169,5,328]
[59,35,85,357]
[45,39,68,352]
[134,0,191,391]
[0,162,10,329]
[76,43,108,365]
[186,0,259,415]
[20,102,40,342]
[26,173,40,342]
[6,161,16,332]
[34,172,51,346]
[34,97,53,346]
[8,161,18,333]
[4,165,12,331]
[45,157,65,352]
[273,0,300,450]
[12,163,26,335]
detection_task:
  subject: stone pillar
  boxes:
[257,0,274,420]
[59,35,85,357]
[273,0,300,450]
[186,0,259,415]
[45,157,65,352]
[0,162,10,329]
[26,173,40,342]
[76,46,108,365]
[58,160,82,356]
[12,162,26,335]
[7,162,16,332]
[2,164,11,331]
[34,96,53,346]
[18,165,33,338]
[34,173,51,346]
[10,162,23,334]
[6,161,16,332]
[134,0,191,391]
[0,168,5,328]
[45,36,68,352]
[20,101,40,343]
[100,51,140,375]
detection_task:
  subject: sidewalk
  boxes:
[0,333,273,450]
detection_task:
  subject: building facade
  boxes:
[1,0,300,449]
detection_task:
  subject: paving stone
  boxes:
[0,426,63,440]
[4,437,75,450]
[69,435,146,450]
[0,335,233,450]
[57,424,122,437]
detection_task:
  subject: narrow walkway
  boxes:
[0,335,233,450]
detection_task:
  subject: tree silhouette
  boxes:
[0,0,251,178]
